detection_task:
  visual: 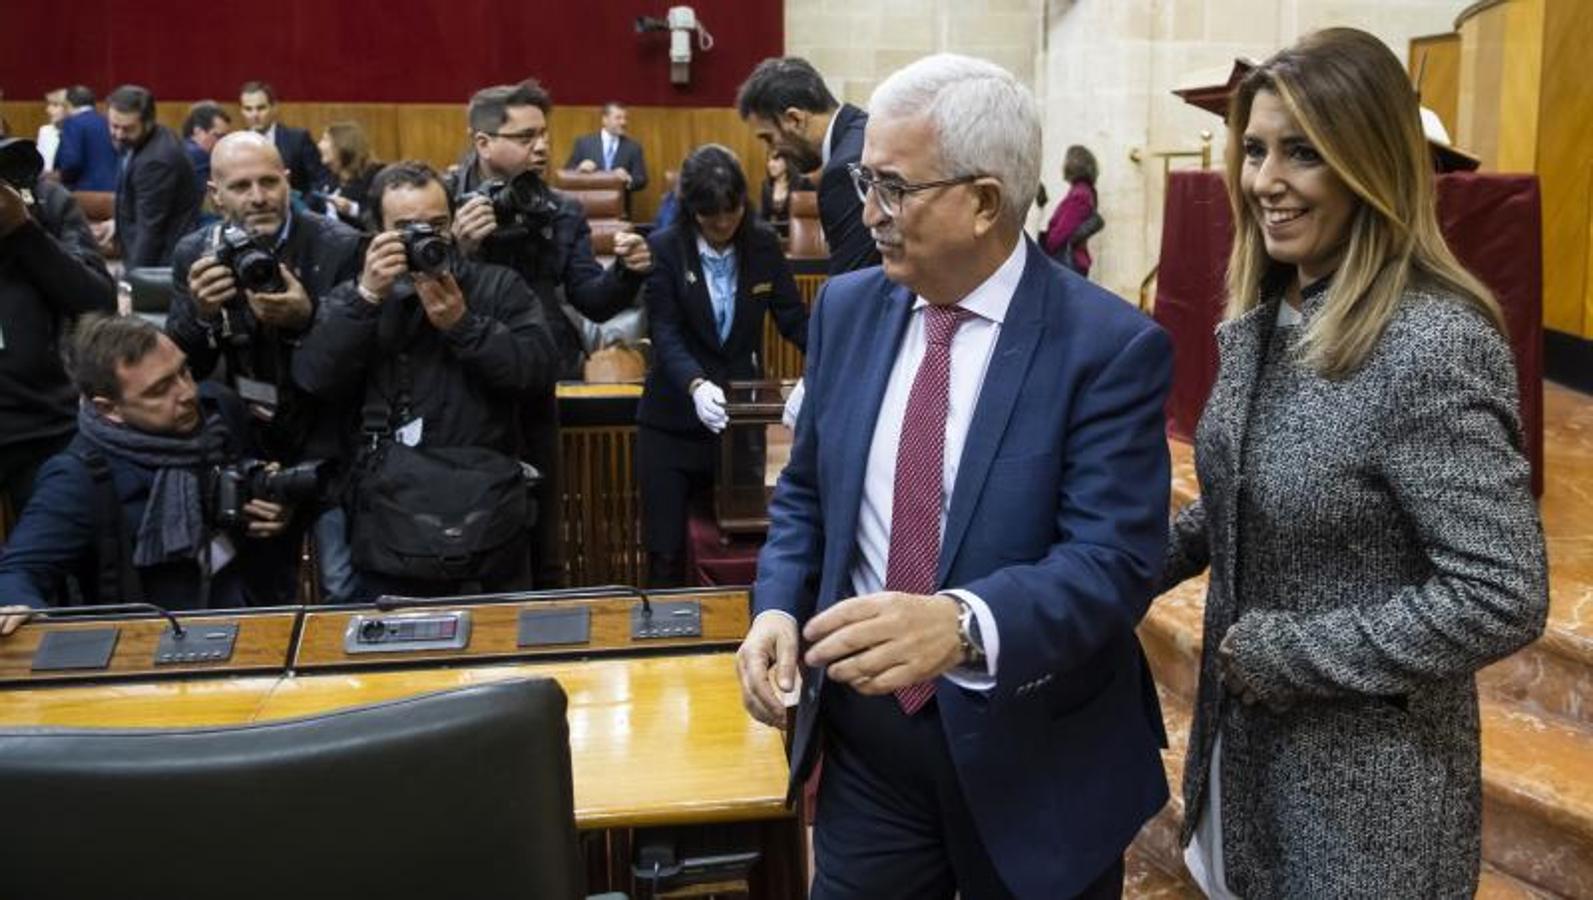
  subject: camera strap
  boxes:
[66,438,145,606]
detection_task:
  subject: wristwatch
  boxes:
[951,594,987,667]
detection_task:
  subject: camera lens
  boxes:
[236,249,281,292]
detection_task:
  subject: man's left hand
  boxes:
[242,498,290,538]
[415,272,468,332]
[613,231,652,273]
[803,592,964,695]
[0,605,32,636]
[612,166,632,187]
[246,265,312,329]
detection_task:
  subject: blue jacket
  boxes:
[53,108,120,192]
[816,103,880,276]
[753,241,1173,898]
[0,390,299,610]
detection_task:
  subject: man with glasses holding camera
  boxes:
[166,130,365,600]
[447,80,652,588]
[294,161,558,599]
[0,314,296,616]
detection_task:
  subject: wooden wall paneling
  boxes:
[393,103,470,171]
[1457,4,1507,167]
[1493,0,1545,174]
[1409,33,1461,141]
[560,425,643,588]
[1537,0,1593,338]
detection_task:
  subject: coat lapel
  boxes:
[678,235,722,350]
[937,244,1046,583]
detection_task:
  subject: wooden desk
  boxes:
[0,652,789,831]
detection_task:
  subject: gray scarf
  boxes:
[75,404,227,567]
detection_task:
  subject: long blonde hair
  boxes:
[1223,27,1503,378]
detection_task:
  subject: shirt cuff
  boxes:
[941,588,999,691]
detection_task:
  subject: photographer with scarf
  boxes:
[0,314,296,619]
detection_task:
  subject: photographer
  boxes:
[0,137,117,516]
[449,81,651,587]
[294,162,558,599]
[166,130,364,600]
[0,315,298,611]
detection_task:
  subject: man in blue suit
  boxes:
[53,86,119,192]
[737,54,1172,899]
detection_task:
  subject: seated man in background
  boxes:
[108,84,202,267]
[293,162,558,599]
[564,101,648,214]
[180,101,231,186]
[449,80,652,588]
[165,130,366,601]
[0,137,117,518]
[238,81,330,195]
[0,314,297,613]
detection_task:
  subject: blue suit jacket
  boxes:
[816,104,879,277]
[54,109,120,192]
[753,241,1172,898]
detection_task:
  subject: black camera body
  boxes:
[214,225,285,293]
[209,458,326,529]
[469,169,559,241]
[401,222,451,275]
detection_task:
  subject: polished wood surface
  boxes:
[0,611,299,685]
[1,101,768,225]
[1409,32,1461,140]
[292,590,750,669]
[0,652,790,829]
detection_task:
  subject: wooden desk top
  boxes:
[0,652,789,829]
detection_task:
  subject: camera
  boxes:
[468,169,559,241]
[401,222,451,275]
[209,459,327,529]
[0,138,43,194]
[214,225,285,293]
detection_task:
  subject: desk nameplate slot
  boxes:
[32,629,120,672]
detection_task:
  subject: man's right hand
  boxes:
[0,605,32,637]
[450,195,498,257]
[576,159,598,174]
[736,611,800,727]
[359,231,408,302]
[187,255,239,318]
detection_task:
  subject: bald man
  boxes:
[165,130,367,601]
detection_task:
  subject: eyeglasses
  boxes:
[482,130,545,147]
[848,163,979,218]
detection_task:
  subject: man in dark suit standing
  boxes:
[53,86,120,192]
[737,54,1173,899]
[737,57,879,277]
[239,81,329,194]
[108,85,201,268]
[565,102,648,213]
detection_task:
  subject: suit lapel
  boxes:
[679,235,722,350]
[823,282,913,594]
[725,243,764,354]
[937,245,1046,582]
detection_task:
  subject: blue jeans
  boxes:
[313,506,360,603]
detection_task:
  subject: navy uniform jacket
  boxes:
[638,220,807,435]
[754,242,1173,898]
[817,104,880,277]
[114,124,202,268]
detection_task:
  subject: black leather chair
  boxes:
[0,677,587,899]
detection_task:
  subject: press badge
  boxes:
[234,376,279,408]
[395,417,424,447]
[751,281,773,295]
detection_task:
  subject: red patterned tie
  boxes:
[886,304,971,714]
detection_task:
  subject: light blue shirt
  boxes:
[696,235,737,344]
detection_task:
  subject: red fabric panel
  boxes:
[0,0,783,107]
[1152,170,1545,494]
[685,508,761,587]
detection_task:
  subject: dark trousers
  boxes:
[0,432,75,528]
[812,683,1125,900]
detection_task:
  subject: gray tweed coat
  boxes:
[1160,281,1548,899]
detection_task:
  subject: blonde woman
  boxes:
[1158,28,1548,898]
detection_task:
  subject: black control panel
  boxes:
[630,600,703,640]
[155,623,239,665]
[344,612,472,654]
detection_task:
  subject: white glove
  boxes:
[692,380,728,433]
[781,378,805,431]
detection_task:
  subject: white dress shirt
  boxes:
[756,238,1027,693]
[819,109,840,170]
[602,131,619,169]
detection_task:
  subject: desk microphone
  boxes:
[29,602,186,638]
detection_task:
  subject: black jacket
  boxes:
[0,386,297,610]
[638,220,808,434]
[0,181,117,449]
[818,104,880,277]
[165,211,366,462]
[272,124,332,195]
[114,124,202,267]
[564,132,649,193]
[447,155,645,378]
[292,258,558,458]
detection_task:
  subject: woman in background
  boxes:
[1157,27,1546,898]
[757,152,811,239]
[1041,144,1099,276]
[316,121,381,227]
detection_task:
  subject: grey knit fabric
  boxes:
[1159,281,1549,899]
